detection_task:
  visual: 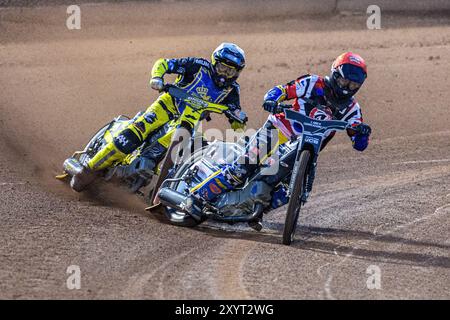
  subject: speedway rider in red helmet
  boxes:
[191,52,372,206]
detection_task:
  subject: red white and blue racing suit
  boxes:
[265,74,369,151]
[192,74,370,202]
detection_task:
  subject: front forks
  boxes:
[302,154,318,203]
[288,148,317,204]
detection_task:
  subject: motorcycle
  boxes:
[57,84,245,201]
[155,104,351,245]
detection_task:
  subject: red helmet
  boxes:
[328,52,367,101]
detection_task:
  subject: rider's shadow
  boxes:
[197,223,450,270]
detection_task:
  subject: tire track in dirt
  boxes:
[322,202,450,299]
[123,248,197,299]
[316,168,450,299]
[212,239,254,299]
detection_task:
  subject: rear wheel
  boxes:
[282,150,310,245]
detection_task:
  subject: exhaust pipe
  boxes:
[158,188,190,211]
[63,158,84,176]
[158,188,266,224]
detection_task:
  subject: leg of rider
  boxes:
[260,129,291,186]
[125,122,177,179]
[87,93,176,171]
[132,123,176,166]
[191,121,278,201]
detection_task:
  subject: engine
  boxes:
[214,180,273,216]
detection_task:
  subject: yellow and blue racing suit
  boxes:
[87,57,243,171]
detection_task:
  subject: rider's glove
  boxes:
[262,100,278,114]
[228,109,248,132]
[231,120,246,131]
[150,77,164,91]
[353,123,372,136]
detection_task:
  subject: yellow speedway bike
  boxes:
[57,84,246,202]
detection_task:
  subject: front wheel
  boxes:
[282,150,311,245]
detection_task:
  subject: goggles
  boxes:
[215,62,240,79]
[336,75,362,91]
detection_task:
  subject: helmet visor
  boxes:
[215,62,240,79]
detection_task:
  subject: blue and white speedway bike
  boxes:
[157,104,351,245]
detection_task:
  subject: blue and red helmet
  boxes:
[328,52,367,101]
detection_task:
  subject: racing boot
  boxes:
[106,139,167,181]
[63,157,96,192]
[106,157,156,181]
[87,141,127,172]
[70,166,96,192]
[69,134,129,192]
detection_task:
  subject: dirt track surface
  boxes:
[0,1,449,299]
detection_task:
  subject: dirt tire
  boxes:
[282,150,311,245]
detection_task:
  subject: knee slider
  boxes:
[113,128,142,154]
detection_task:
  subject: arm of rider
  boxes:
[221,84,247,131]
[262,80,305,114]
[150,57,199,91]
[150,58,169,91]
[263,85,287,105]
[263,75,320,111]
[342,101,371,152]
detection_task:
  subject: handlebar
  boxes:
[162,84,246,124]
[274,102,353,131]
[274,99,327,114]
[284,108,350,132]
[161,84,190,99]
[273,103,292,114]
[224,109,247,124]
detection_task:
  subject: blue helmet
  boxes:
[211,43,246,87]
